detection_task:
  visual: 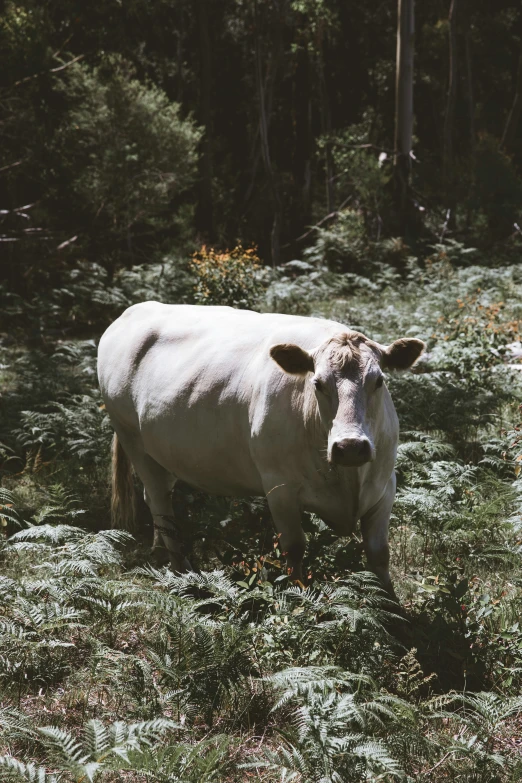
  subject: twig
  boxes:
[0,202,38,216]
[423,750,459,775]
[57,235,78,251]
[266,482,289,497]
[439,208,451,242]
[52,34,74,61]
[13,54,84,87]
[0,160,23,174]
[14,202,38,212]
[49,54,85,74]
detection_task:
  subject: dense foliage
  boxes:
[2,0,522,286]
[2,229,522,779]
[190,244,263,309]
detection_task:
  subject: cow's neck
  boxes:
[300,376,327,450]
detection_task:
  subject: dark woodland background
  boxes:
[2,0,522,291]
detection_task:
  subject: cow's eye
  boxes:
[313,378,324,393]
[375,375,384,389]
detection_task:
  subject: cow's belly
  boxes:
[139,408,265,497]
[161,454,264,497]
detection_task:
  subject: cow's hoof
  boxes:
[386,587,398,602]
[168,552,194,574]
[181,557,194,573]
[151,545,170,566]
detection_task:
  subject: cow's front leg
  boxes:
[265,481,306,583]
[360,474,397,601]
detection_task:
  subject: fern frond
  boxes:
[0,755,57,783]
[0,487,20,528]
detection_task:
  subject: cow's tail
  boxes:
[111,433,136,532]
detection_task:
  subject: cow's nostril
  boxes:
[332,437,372,465]
[335,437,369,453]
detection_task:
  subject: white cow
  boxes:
[97,303,424,596]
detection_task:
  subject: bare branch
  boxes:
[52,34,74,61]
[49,54,85,74]
[12,54,84,88]
[57,235,78,251]
[0,160,23,174]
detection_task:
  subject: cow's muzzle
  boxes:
[331,436,375,467]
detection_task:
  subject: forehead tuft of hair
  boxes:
[323,332,369,370]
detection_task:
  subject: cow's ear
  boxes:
[382,338,425,370]
[270,343,314,375]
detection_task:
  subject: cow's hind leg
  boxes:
[264,480,306,583]
[360,474,396,601]
[114,428,190,572]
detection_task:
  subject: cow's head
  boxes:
[270,332,424,467]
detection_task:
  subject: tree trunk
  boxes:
[254,0,282,267]
[244,28,280,207]
[464,29,475,152]
[292,42,313,238]
[195,0,214,241]
[304,94,312,216]
[176,4,184,104]
[394,0,415,235]
[501,50,522,152]
[317,24,335,214]
[443,0,458,229]
[464,26,475,229]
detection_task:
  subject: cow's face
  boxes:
[270,332,424,467]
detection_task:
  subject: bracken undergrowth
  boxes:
[2,241,522,781]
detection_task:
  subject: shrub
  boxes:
[190,244,263,309]
[472,134,522,240]
[52,55,202,264]
[328,117,392,240]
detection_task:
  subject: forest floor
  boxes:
[2,248,522,781]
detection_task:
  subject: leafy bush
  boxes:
[472,134,522,239]
[53,55,202,262]
[328,117,392,239]
[190,244,263,309]
[302,207,413,275]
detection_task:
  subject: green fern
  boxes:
[0,756,58,783]
[7,525,132,576]
[0,718,178,783]
[0,487,20,529]
[136,735,232,782]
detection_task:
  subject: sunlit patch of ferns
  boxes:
[0,717,177,783]
[244,666,418,782]
[7,524,132,577]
